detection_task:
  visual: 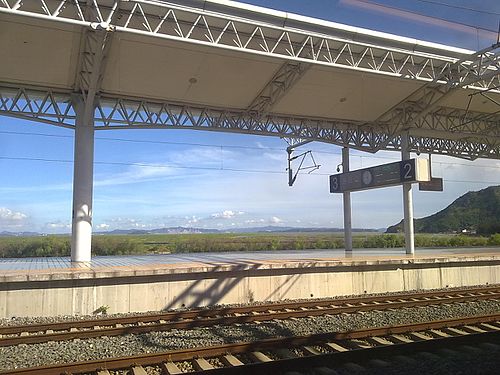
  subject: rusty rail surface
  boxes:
[2,313,499,375]
[1,285,500,346]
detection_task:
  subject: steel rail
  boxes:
[2,313,499,375]
[1,285,499,346]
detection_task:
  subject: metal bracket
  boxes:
[286,140,320,186]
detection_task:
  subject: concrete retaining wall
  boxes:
[1,256,500,318]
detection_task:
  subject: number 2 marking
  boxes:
[403,162,412,179]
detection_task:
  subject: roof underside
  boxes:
[0,0,499,159]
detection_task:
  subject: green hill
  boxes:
[386,185,500,235]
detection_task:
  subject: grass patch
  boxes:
[0,232,497,258]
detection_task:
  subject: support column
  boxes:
[401,133,415,255]
[71,97,95,262]
[342,147,353,252]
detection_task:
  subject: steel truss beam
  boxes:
[376,42,500,138]
[1,0,499,91]
[246,61,310,116]
[1,85,498,160]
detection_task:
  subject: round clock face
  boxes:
[362,170,373,185]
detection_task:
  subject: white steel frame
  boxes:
[1,86,498,159]
[1,0,500,261]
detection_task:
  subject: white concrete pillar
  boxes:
[401,133,415,255]
[342,147,353,252]
[71,97,95,262]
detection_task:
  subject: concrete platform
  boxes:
[1,247,499,318]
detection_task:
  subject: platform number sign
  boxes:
[329,158,429,193]
[399,159,416,182]
[330,175,341,193]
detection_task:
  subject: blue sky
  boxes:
[1,0,500,233]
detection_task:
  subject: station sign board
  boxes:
[330,158,430,193]
[419,177,443,192]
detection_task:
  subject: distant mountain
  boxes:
[0,231,41,237]
[150,227,219,234]
[2,226,380,237]
[98,227,220,235]
[100,226,377,235]
[227,226,378,233]
[386,185,500,235]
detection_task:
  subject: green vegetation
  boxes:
[0,231,498,258]
[387,185,500,235]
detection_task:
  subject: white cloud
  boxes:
[0,207,29,229]
[270,216,283,224]
[185,216,200,225]
[245,219,266,224]
[94,164,175,187]
[0,207,27,221]
[106,217,149,229]
[211,210,244,219]
[42,221,71,233]
[96,223,110,230]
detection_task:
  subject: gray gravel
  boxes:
[1,298,500,371]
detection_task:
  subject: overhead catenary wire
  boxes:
[1,130,499,169]
[0,155,499,185]
[411,0,500,16]
[353,0,499,33]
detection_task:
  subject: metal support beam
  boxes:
[1,0,482,89]
[69,18,116,261]
[247,61,310,116]
[401,133,415,255]
[71,97,95,263]
[342,147,352,252]
[375,42,500,146]
[1,85,499,159]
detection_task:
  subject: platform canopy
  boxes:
[1,0,499,159]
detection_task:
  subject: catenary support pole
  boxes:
[342,146,353,252]
[71,97,95,262]
[401,133,415,255]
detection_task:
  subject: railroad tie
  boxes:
[350,340,372,349]
[390,334,414,343]
[429,329,451,338]
[480,323,500,330]
[193,357,215,371]
[131,366,148,375]
[445,327,470,335]
[370,336,394,345]
[409,332,433,340]
[249,351,273,362]
[325,342,349,352]
[464,325,487,333]
[302,345,321,355]
[160,361,183,375]
[221,354,244,367]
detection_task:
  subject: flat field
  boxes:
[0,231,498,258]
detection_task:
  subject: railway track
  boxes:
[3,313,499,375]
[2,285,500,346]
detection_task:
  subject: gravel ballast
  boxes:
[1,298,500,371]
